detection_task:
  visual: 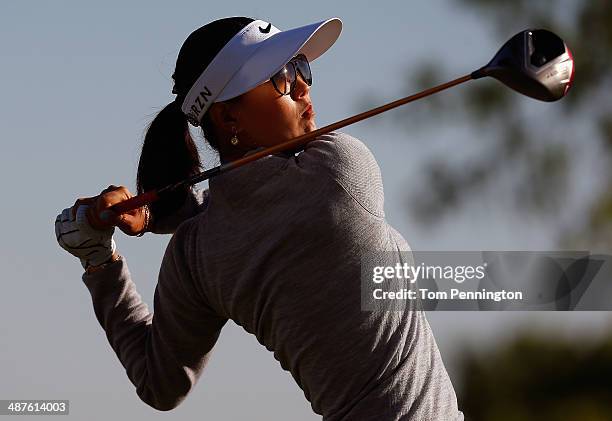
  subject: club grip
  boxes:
[110,190,160,214]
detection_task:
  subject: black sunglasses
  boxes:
[270,54,312,96]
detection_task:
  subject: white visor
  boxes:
[181,17,342,126]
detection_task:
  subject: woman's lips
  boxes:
[302,104,315,119]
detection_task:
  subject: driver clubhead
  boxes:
[472,29,574,102]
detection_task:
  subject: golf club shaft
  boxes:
[109,73,474,216]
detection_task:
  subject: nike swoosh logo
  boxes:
[259,23,272,33]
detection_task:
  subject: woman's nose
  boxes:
[291,72,310,100]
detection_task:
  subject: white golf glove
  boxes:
[55,204,117,270]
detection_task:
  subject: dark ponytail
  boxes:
[136,16,255,222]
[136,100,201,221]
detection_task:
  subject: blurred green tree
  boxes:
[459,332,612,420]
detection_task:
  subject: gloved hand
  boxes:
[55,204,116,270]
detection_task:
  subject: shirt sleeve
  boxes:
[81,219,227,411]
[295,131,385,218]
[149,187,209,235]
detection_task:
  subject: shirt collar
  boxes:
[210,149,295,206]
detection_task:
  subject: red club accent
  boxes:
[564,46,575,95]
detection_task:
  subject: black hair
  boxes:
[136,17,255,222]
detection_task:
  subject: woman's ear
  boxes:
[208,101,240,135]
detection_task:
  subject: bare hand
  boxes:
[71,185,147,236]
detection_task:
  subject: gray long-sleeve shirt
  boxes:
[82,131,463,420]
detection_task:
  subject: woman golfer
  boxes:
[54,17,463,420]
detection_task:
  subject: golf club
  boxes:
[91,28,574,227]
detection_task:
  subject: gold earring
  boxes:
[230,128,239,146]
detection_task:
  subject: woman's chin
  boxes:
[304,120,317,133]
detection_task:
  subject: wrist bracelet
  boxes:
[136,205,151,237]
